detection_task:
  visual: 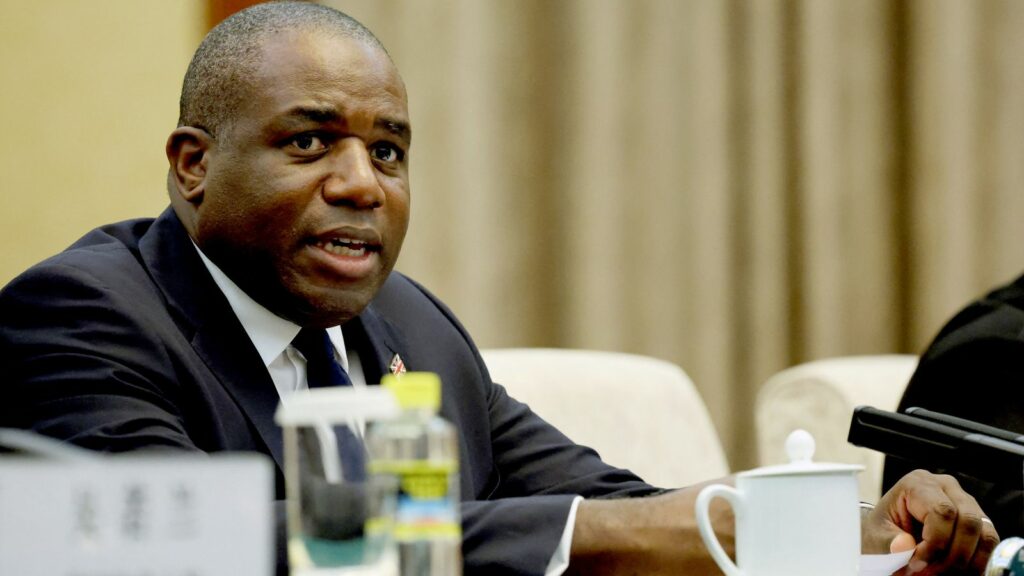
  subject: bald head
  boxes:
[178,1,387,137]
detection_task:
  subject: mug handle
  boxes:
[695,484,743,576]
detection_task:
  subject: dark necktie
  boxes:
[291,327,367,481]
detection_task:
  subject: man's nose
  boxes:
[321,138,384,208]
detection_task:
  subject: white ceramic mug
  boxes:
[695,430,863,576]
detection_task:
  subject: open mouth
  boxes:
[315,237,380,257]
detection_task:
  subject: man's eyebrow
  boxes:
[271,107,410,144]
[377,118,411,144]
[277,106,340,126]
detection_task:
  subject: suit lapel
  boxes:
[138,209,285,471]
[137,209,416,474]
[188,322,285,469]
[346,302,408,384]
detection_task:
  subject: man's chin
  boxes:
[285,285,379,328]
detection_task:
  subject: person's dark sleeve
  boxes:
[2,260,291,574]
[394,276,661,575]
[1,259,198,452]
[882,311,1024,536]
[459,380,660,575]
[3,261,665,575]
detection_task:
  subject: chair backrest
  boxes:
[480,348,729,488]
[755,355,919,502]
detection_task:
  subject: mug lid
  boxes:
[738,429,863,478]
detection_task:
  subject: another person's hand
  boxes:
[861,469,999,575]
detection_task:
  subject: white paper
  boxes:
[0,453,274,576]
[860,549,914,576]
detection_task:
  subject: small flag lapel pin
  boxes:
[389,354,406,376]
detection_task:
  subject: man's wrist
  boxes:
[859,502,874,551]
[858,501,890,554]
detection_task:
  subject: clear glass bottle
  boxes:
[276,387,401,576]
[366,372,461,576]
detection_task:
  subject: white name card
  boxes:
[0,454,274,576]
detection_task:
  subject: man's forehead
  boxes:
[248,30,405,101]
[255,28,397,79]
[215,29,402,121]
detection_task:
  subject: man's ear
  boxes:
[166,127,214,204]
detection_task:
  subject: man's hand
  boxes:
[862,469,1000,575]
[569,470,999,575]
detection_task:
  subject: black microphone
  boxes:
[903,406,1024,446]
[848,405,1024,484]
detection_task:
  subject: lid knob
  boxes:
[785,429,815,464]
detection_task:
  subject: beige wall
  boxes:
[0,1,204,285]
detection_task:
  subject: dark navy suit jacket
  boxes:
[0,208,657,575]
[882,272,1024,537]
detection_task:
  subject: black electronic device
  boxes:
[848,405,1024,484]
[904,406,1024,447]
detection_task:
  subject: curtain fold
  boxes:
[328,0,1024,470]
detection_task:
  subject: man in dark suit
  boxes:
[884,272,1024,538]
[0,3,1000,574]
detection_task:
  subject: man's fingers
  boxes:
[967,518,999,575]
[890,532,916,554]
[933,475,996,572]
[940,510,983,571]
[875,470,1002,574]
[896,472,997,573]
[903,484,958,564]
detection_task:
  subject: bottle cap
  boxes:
[382,372,441,411]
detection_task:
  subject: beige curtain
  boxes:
[326,0,1024,470]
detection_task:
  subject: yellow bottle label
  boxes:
[369,459,461,541]
[369,460,458,498]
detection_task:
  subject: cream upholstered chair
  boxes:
[480,348,728,488]
[755,355,919,502]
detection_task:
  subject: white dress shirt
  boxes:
[194,246,366,396]
[193,244,578,575]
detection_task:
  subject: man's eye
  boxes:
[290,134,326,151]
[370,144,402,163]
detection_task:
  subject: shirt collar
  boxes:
[192,243,348,370]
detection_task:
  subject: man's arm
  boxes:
[567,478,735,575]
[5,258,290,576]
[385,275,664,573]
[563,470,998,575]
[1,258,198,451]
[459,379,660,574]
